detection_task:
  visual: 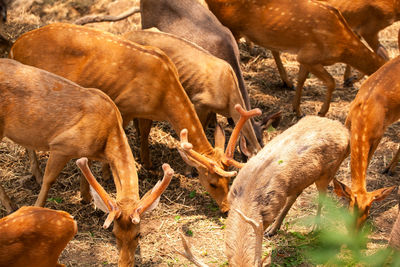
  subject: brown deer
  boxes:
[0,206,77,267]
[76,157,173,267]
[177,116,350,266]
[265,0,398,88]
[10,23,256,212]
[0,59,172,266]
[139,0,270,145]
[333,56,400,229]
[202,0,386,117]
[122,29,270,166]
[320,0,399,84]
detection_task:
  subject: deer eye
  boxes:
[210,183,217,189]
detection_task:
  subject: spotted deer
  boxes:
[123,29,276,165]
[139,0,269,146]
[333,56,400,229]
[177,116,350,266]
[10,23,257,212]
[0,206,77,267]
[0,58,172,266]
[202,0,386,116]
[321,0,399,84]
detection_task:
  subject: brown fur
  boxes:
[10,23,238,212]
[123,29,261,161]
[0,206,77,266]
[334,56,400,228]
[203,0,387,116]
[226,116,349,265]
[0,59,168,267]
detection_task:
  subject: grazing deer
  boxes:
[0,206,77,267]
[10,23,256,212]
[123,29,271,164]
[0,58,172,266]
[202,0,386,116]
[320,0,398,84]
[333,56,400,229]
[139,0,269,146]
[76,157,173,267]
[177,116,350,266]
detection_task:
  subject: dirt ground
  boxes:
[1,0,400,266]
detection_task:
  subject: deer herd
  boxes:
[1,0,400,266]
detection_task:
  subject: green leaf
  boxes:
[47,197,63,203]
[186,229,193,236]
[189,191,196,199]
[278,160,283,164]
[267,125,276,133]
[174,215,181,222]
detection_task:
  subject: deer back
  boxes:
[0,206,77,267]
[140,0,252,115]
[204,0,385,75]
[123,29,261,156]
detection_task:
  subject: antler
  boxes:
[179,129,237,177]
[76,157,121,228]
[130,163,174,224]
[175,233,209,267]
[223,104,262,168]
[235,208,265,267]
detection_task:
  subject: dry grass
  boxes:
[0,0,400,266]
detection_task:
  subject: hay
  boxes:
[0,1,399,265]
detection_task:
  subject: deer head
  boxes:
[76,157,173,267]
[175,208,269,266]
[178,104,261,212]
[333,179,396,229]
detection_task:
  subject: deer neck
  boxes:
[343,41,386,76]
[164,81,215,156]
[106,129,140,201]
[225,203,263,266]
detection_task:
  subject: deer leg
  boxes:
[308,64,336,117]
[292,64,309,117]
[0,184,16,213]
[272,50,294,89]
[313,176,331,231]
[383,146,400,176]
[265,194,299,237]
[134,118,153,169]
[34,153,69,207]
[79,159,93,203]
[26,148,43,184]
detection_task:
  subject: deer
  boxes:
[201,0,387,117]
[332,56,400,229]
[122,29,278,167]
[139,0,271,146]
[0,206,77,267]
[320,0,399,84]
[177,116,350,266]
[0,58,173,266]
[10,22,259,212]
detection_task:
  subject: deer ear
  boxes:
[214,123,226,150]
[130,164,174,224]
[239,135,252,158]
[332,179,352,200]
[371,186,396,202]
[89,186,110,214]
